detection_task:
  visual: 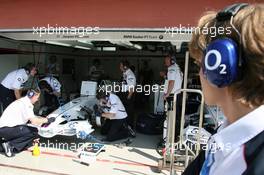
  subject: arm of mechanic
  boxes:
[101,112,116,119]
[29,117,48,126]
[164,80,175,99]
[14,89,22,99]
[127,87,134,100]
[51,91,61,97]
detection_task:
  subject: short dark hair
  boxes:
[120,60,130,68]
[96,89,109,100]
[23,63,36,72]
[38,80,53,92]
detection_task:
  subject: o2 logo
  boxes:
[205,50,227,74]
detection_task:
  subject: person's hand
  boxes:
[101,113,106,118]
[160,71,166,78]
[33,138,40,144]
[163,93,169,100]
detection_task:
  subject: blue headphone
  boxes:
[27,90,36,98]
[202,3,248,87]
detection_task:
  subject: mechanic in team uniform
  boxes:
[183,3,264,175]
[163,55,183,100]
[39,76,61,97]
[0,89,55,157]
[118,60,137,129]
[0,63,37,111]
[96,90,135,142]
[38,76,62,115]
[162,55,183,141]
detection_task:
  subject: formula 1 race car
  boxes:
[30,81,104,138]
[38,96,97,138]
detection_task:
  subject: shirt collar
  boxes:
[20,96,33,108]
[212,105,264,156]
[168,64,174,68]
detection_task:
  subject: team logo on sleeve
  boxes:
[53,81,58,87]
[168,69,176,73]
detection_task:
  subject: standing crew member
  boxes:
[0,89,55,157]
[96,90,135,142]
[163,55,183,139]
[0,63,37,111]
[163,55,183,100]
[119,60,136,129]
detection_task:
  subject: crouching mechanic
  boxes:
[0,89,55,157]
[38,76,62,115]
[39,76,61,97]
[96,90,135,142]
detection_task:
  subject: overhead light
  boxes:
[45,41,71,47]
[110,41,142,50]
[74,46,91,50]
[102,47,116,51]
[133,44,142,50]
[77,40,93,45]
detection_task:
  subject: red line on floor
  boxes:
[0,163,72,175]
[26,149,158,168]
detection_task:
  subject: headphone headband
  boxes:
[216,3,249,22]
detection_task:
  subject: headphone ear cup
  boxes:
[203,38,239,87]
[27,91,35,98]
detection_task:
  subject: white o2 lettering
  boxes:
[219,64,227,74]
[205,50,227,74]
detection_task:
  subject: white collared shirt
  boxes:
[122,68,136,92]
[164,63,183,94]
[104,93,127,120]
[204,105,264,175]
[1,69,29,90]
[0,96,35,127]
[41,76,61,93]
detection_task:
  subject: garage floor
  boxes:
[0,130,182,175]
